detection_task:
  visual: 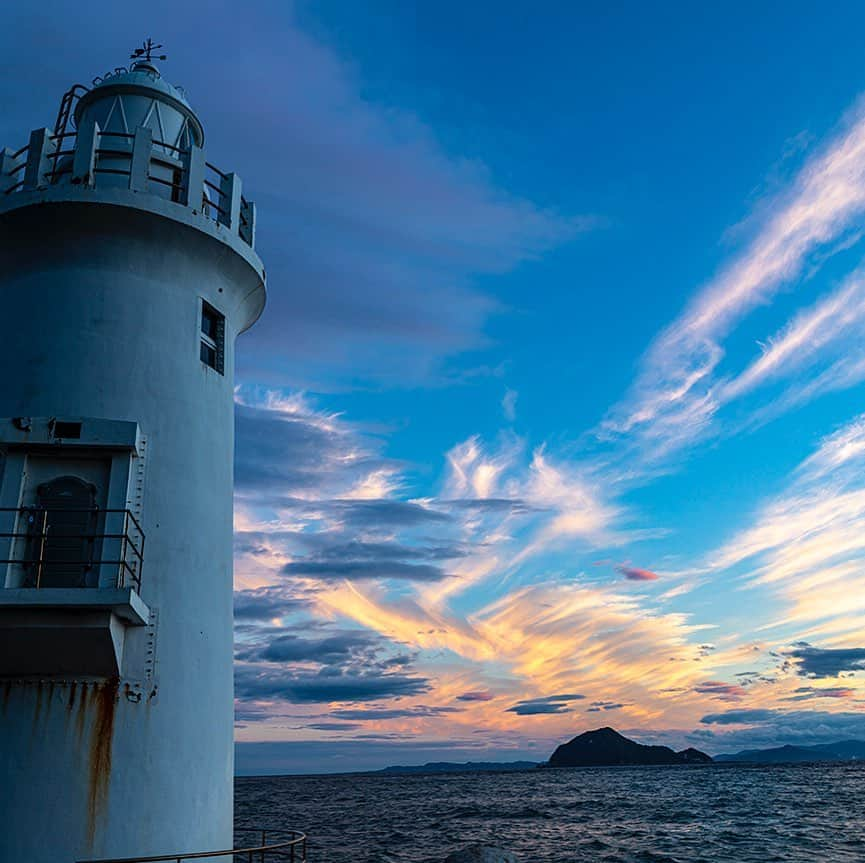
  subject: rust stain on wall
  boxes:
[76,682,89,742]
[86,678,119,844]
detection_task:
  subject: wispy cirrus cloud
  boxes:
[602,99,865,461]
[702,416,865,684]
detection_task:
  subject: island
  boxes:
[545,727,712,767]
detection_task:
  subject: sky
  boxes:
[6,1,865,774]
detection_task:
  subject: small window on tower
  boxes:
[200,301,225,375]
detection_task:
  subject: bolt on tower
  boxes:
[0,46,265,862]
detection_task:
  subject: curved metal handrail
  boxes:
[77,830,307,863]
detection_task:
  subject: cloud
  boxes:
[706,413,865,644]
[282,560,451,583]
[617,565,660,582]
[700,709,778,726]
[602,98,865,462]
[234,586,309,620]
[697,708,865,751]
[720,268,865,405]
[235,664,431,704]
[693,681,748,702]
[785,686,856,701]
[235,619,433,706]
[331,706,458,721]
[457,691,495,702]
[506,694,585,715]
[247,632,380,664]
[588,701,625,712]
[235,392,398,499]
[1,2,588,388]
[502,389,518,422]
[788,643,865,678]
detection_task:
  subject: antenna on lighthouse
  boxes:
[130,38,167,64]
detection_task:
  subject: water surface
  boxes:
[235,762,865,862]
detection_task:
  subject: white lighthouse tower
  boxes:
[0,43,265,862]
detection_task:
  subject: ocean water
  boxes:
[235,762,865,862]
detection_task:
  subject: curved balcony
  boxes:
[0,126,255,247]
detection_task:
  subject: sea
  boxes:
[235,761,865,862]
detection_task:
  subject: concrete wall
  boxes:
[0,198,264,862]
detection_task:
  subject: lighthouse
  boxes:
[0,43,264,862]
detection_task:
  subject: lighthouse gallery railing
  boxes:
[76,830,308,863]
[0,506,144,592]
[0,128,255,247]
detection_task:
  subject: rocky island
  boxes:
[545,727,712,767]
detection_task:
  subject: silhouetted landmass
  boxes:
[378,760,539,775]
[545,727,712,767]
[715,740,865,763]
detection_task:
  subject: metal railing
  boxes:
[77,830,308,863]
[1,127,255,248]
[0,506,144,592]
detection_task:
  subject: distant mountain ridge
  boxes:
[378,760,538,775]
[546,727,712,767]
[715,740,865,763]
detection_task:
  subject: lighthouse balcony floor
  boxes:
[0,500,148,678]
[0,586,149,677]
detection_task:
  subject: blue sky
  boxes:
[6,1,865,773]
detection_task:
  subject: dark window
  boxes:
[200,301,225,374]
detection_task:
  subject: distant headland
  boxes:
[545,727,712,768]
[715,740,865,763]
[373,729,865,776]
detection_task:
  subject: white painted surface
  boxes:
[0,67,265,863]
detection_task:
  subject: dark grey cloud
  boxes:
[318,500,453,529]
[457,691,495,702]
[282,559,449,582]
[332,705,459,721]
[234,586,309,621]
[247,632,380,664]
[234,704,273,724]
[234,622,433,706]
[507,693,585,715]
[588,701,625,711]
[700,709,778,726]
[784,686,856,701]
[291,538,466,562]
[235,402,398,497]
[444,498,535,515]
[696,708,865,752]
[303,722,362,732]
[235,663,430,704]
[788,643,865,678]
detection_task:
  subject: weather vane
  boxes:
[130,38,167,63]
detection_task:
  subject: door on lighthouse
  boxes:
[32,476,99,588]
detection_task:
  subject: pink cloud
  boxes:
[617,564,660,582]
[694,680,748,701]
